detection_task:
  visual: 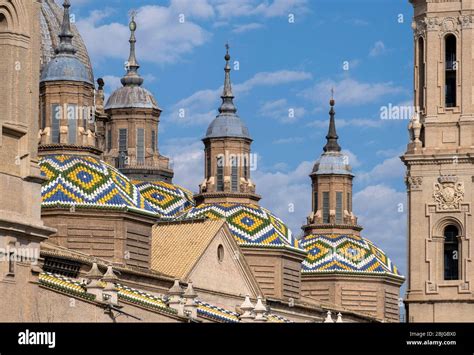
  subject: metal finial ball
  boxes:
[129,20,137,32]
[330,98,335,106]
[225,53,230,61]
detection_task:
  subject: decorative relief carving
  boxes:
[406,175,423,190]
[442,17,458,32]
[460,15,473,29]
[433,175,464,210]
[425,16,440,31]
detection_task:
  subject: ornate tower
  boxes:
[303,97,360,235]
[195,45,260,205]
[300,98,404,322]
[103,15,173,183]
[403,0,474,322]
[38,0,98,157]
[0,0,54,280]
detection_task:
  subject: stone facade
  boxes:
[404,0,474,322]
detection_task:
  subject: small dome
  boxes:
[132,180,195,219]
[40,155,155,215]
[300,234,404,278]
[105,86,159,110]
[40,0,94,83]
[205,114,251,140]
[182,203,303,251]
[313,151,353,176]
[40,55,92,84]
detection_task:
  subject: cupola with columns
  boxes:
[303,96,361,236]
[196,45,260,205]
[38,0,98,157]
[103,13,173,183]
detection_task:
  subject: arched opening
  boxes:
[444,225,459,280]
[231,155,238,192]
[417,37,425,111]
[216,156,224,192]
[0,13,7,31]
[445,34,457,108]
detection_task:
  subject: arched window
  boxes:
[418,37,425,110]
[231,156,238,192]
[445,34,457,108]
[0,13,7,31]
[444,225,459,280]
[216,156,224,192]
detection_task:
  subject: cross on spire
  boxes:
[219,43,237,115]
[56,0,76,55]
[121,10,144,87]
[323,92,341,152]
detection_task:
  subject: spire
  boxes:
[323,91,341,153]
[121,11,144,87]
[218,43,237,115]
[56,0,76,55]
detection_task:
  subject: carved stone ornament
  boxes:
[460,15,473,29]
[433,176,464,210]
[406,175,423,190]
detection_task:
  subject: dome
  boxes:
[132,180,195,219]
[312,151,353,176]
[205,114,251,140]
[39,155,156,215]
[105,86,159,110]
[40,0,94,83]
[182,203,303,251]
[40,54,92,84]
[300,234,404,278]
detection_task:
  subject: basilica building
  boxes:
[0,0,406,323]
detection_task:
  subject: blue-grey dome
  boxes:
[205,113,251,140]
[105,86,159,110]
[313,151,353,176]
[40,54,92,84]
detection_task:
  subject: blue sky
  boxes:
[71,0,413,296]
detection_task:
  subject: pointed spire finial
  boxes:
[323,91,341,153]
[218,43,237,115]
[56,0,76,55]
[121,10,144,87]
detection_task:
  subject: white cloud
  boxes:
[253,161,314,237]
[301,78,405,106]
[232,22,265,33]
[258,98,306,123]
[369,40,387,57]
[211,0,310,19]
[161,138,204,193]
[272,137,304,144]
[165,70,312,126]
[357,156,405,184]
[307,117,383,129]
[76,3,210,66]
[353,184,407,276]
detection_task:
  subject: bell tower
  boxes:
[403,0,474,322]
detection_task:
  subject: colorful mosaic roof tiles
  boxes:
[196,300,240,323]
[40,155,155,215]
[132,180,195,219]
[300,234,404,278]
[183,203,303,250]
[39,272,95,301]
[116,284,176,314]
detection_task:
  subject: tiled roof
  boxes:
[182,203,304,252]
[151,219,227,278]
[300,234,404,279]
[267,313,292,323]
[116,284,176,314]
[133,180,195,219]
[196,300,240,323]
[39,272,95,301]
[40,155,155,216]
